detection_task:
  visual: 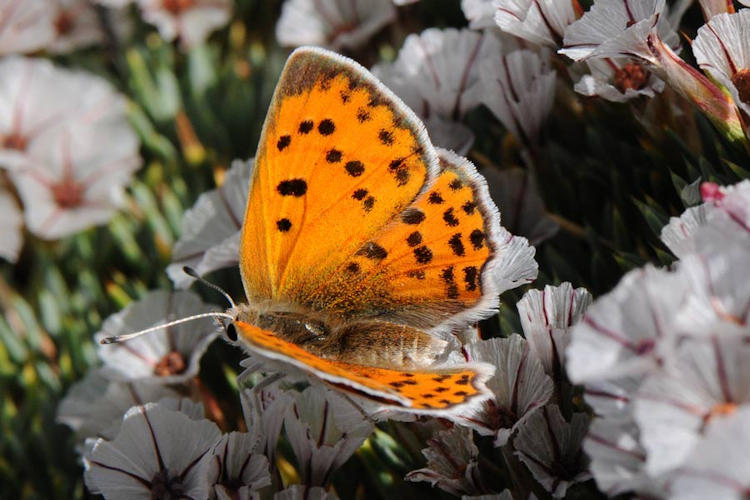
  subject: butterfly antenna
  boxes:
[183,266,237,309]
[99,311,235,344]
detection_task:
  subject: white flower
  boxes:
[481,167,559,245]
[660,205,709,258]
[559,0,679,62]
[209,432,271,500]
[276,0,396,50]
[56,368,182,445]
[514,405,591,498]
[239,372,295,462]
[573,57,666,102]
[462,0,497,29]
[10,120,141,239]
[479,47,556,146]
[697,0,736,20]
[373,28,497,152]
[95,290,219,384]
[494,0,580,48]
[693,10,750,116]
[284,385,374,485]
[84,402,221,500]
[566,265,688,384]
[406,426,482,496]
[0,57,135,170]
[137,0,232,49]
[167,158,252,288]
[0,0,56,55]
[517,282,592,377]
[633,336,750,477]
[583,416,660,496]
[460,334,554,445]
[0,184,22,262]
[670,406,750,499]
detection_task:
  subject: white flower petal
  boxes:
[168,158,252,288]
[517,282,591,376]
[56,368,182,445]
[693,10,750,117]
[284,385,374,485]
[573,58,665,102]
[276,0,396,50]
[0,0,55,55]
[566,265,686,384]
[137,0,232,49]
[494,0,578,47]
[460,335,553,442]
[670,406,750,499]
[210,432,271,499]
[514,405,591,498]
[84,402,220,499]
[240,373,295,461]
[560,0,678,61]
[480,48,557,144]
[406,426,482,496]
[634,337,750,476]
[462,0,497,29]
[95,290,219,384]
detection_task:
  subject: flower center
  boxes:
[710,402,737,418]
[162,0,193,14]
[150,469,185,500]
[731,69,750,105]
[614,63,649,93]
[1,131,28,150]
[55,11,74,35]
[154,351,187,377]
[51,177,84,208]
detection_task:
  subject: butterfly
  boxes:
[227,46,509,416]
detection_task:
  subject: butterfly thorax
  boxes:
[231,302,449,370]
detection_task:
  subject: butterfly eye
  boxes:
[225,322,238,342]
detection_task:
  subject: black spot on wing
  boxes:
[363,196,375,212]
[443,208,460,227]
[346,262,360,273]
[407,269,425,280]
[318,119,335,135]
[298,120,314,134]
[462,200,477,214]
[428,191,444,204]
[448,233,465,256]
[379,129,394,145]
[413,246,433,264]
[356,108,370,122]
[395,168,410,186]
[276,218,292,232]
[401,208,425,224]
[449,178,464,191]
[326,149,342,163]
[470,229,486,250]
[345,161,365,177]
[277,179,307,197]
[441,266,459,299]
[357,242,388,260]
[352,189,368,200]
[463,266,478,291]
[277,135,291,151]
[406,231,422,247]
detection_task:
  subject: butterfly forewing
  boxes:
[240,47,438,303]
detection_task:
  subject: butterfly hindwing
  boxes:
[234,321,493,414]
[240,47,439,303]
[313,149,504,331]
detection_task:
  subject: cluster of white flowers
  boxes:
[0,56,141,260]
[407,282,593,498]
[566,179,750,497]
[0,0,232,53]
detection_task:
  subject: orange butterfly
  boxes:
[226,47,515,416]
